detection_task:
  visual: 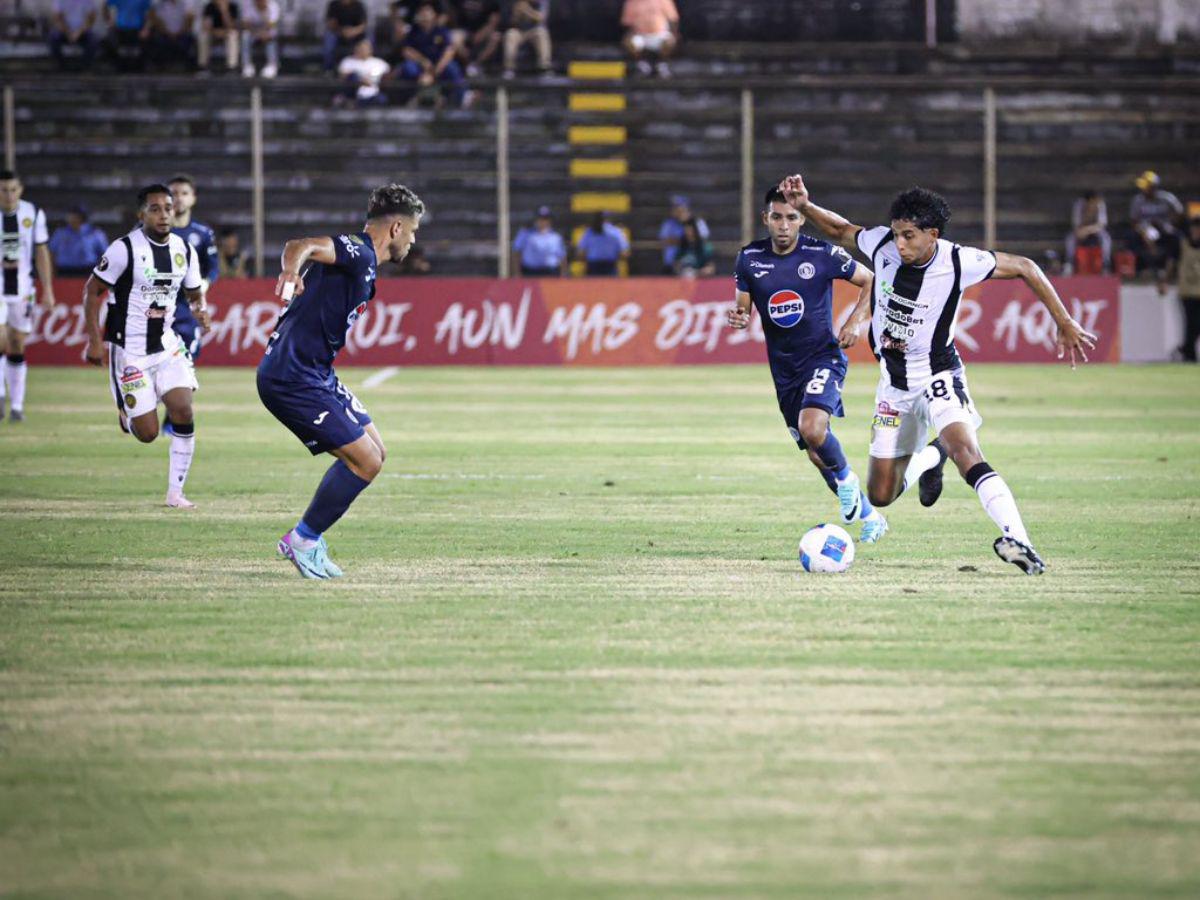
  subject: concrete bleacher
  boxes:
[5,44,1200,276]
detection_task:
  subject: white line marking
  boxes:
[362,366,400,389]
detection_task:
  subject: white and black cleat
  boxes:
[993,536,1045,576]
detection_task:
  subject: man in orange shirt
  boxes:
[621,0,678,78]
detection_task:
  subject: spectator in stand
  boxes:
[450,0,501,76]
[621,0,678,78]
[673,218,715,276]
[502,0,551,79]
[323,0,368,73]
[1166,215,1200,363]
[105,0,152,71]
[512,206,567,276]
[1129,170,1184,276]
[399,1,468,108]
[48,205,109,276]
[48,0,101,70]
[148,0,197,69]
[1064,189,1111,274]
[576,211,629,277]
[216,227,248,278]
[241,0,280,77]
[198,0,239,73]
[658,194,708,273]
[336,39,391,107]
[384,1,412,59]
[396,243,431,274]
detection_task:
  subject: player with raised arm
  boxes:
[727,185,887,543]
[258,183,424,580]
[779,175,1096,574]
[0,169,56,422]
[83,184,211,508]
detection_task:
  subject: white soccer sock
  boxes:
[168,433,196,494]
[973,468,1031,546]
[902,443,943,493]
[8,360,27,411]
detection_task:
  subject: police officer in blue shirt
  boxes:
[512,206,567,276]
[576,211,630,277]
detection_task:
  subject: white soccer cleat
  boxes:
[165,491,196,509]
[836,473,863,525]
[993,536,1045,575]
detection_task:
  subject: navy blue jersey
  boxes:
[258,232,378,385]
[734,235,857,391]
[172,220,218,332]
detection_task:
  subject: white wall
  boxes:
[957,0,1200,44]
[1121,284,1187,363]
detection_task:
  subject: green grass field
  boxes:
[2,362,1199,899]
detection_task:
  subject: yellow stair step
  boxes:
[568,60,627,80]
[570,158,629,178]
[571,193,631,214]
[568,125,627,145]
[569,92,627,112]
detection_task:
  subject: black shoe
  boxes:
[918,439,947,507]
[993,536,1045,576]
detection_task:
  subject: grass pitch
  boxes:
[2,362,1199,899]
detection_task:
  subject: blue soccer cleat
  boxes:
[836,473,863,524]
[317,537,344,578]
[859,510,889,544]
[278,531,329,579]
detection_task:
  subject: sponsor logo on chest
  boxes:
[767,289,805,328]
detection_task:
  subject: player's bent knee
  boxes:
[868,485,895,508]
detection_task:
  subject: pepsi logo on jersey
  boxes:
[767,290,805,328]
[347,301,368,327]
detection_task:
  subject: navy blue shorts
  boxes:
[257,372,373,455]
[173,308,202,361]
[777,355,847,432]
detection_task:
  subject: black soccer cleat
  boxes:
[993,536,1045,576]
[918,439,948,508]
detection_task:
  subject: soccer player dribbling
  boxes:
[727,185,888,543]
[257,183,424,579]
[780,174,1097,574]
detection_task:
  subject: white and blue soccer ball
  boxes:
[799,523,855,573]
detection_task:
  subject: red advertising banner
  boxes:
[28,276,1120,366]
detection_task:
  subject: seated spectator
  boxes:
[512,206,567,276]
[1064,190,1111,274]
[105,0,152,72]
[198,0,239,73]
[1166,215,1200,362]
[576,211,629,277]
[48,205,109,276]
[621,0,678,78]
[673,218,715,276]
[241,0,280,77]
[658,194,708,273]
[397,1,467,108]
[216,227,248,278]
[449,0,500,76]
[148,0,197,70]
[1128,170,1184,277]
[336,39,390,107]
[502,0,550,78]
[48,0,101,70]
[323,0,368,73]
[384,0,412,58]
[395,243,431,275]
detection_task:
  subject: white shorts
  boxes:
[107,343,198,419]
[1,296,35,332]
[869,368,983,459]
[629,31,672,52]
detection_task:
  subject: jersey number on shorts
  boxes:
[806,368,831,394]
[924,378,954,403]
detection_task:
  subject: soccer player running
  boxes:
[258,183,424,579]
[0,169,56,422]
[83,184,211,508]
[779,175,1097,574]
[168,175,219,363]
[727,185,888,543]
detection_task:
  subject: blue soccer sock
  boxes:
[297,459,371,540]
[812,429,851,482]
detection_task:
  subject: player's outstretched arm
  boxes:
[277,237,337,300]
[992,251,1098,368]
[727,290,752,330]
[83,275,108,366]
[838,264,873,349]
[779,174,862,252]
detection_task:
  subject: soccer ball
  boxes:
[798,524,855,573]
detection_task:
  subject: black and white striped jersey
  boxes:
[1,199,49,300]
[855,225,996,390]
[93,228,202,356]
